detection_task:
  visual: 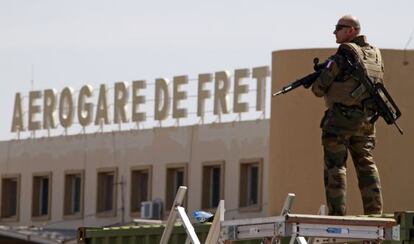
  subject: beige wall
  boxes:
[269,48,414,216]
[0,119,269,228]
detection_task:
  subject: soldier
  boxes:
[311,15,384,216]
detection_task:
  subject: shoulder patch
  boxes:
[326,59,334,69]
[330,54,348,70]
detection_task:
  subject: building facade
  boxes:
[0,119,269,229]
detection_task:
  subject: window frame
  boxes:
[31,172,52,221]
[96,167,118,218]
[63,170,85,219]
[165,163,188,211]
[239,158,263,212]
[130,165,152,217]
[201,161,225,210]
[1,174,21,222]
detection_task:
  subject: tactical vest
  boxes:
[339,42,384,83]
[335,43,384,105]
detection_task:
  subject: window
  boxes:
[166,164,187,210]
[130,166,152,214]
[239,159,263,210]
[202,161,225,209]
[32,173,52,219]
[96,169,117,216]
[64,171,84,217]
[1,175,20,220]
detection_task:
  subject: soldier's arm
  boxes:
[311,54,344,97]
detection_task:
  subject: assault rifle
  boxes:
[350,61,403,134]
[273,57,403,135]
[272,58,326,97]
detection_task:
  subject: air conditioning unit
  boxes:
[140,199,164,219]
[140,201,153,219]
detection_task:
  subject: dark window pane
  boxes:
[10,180,17,216]
[73,176,81,213]
[131,170,150,212]
[104,174,114,211]
[248,166,259,205]
[176,170,184,191]
[139,172,149,202]
[1,179,18,218]
[40,178,49,215]
[211,167,221,207]
[166,167,186,210]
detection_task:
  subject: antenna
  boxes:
[403,28,414,65]
[31,64,34,90]
[29,64,35,138]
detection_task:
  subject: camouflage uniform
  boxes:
[312,35,383,216]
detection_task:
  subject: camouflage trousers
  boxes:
[322,131,383,216]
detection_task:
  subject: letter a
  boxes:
[11,93,24,132]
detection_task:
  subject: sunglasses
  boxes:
[335,24,353,32]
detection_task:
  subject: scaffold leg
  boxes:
[205,200,225,244]
[159,186,201,244]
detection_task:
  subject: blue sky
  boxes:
[1,0,413,140]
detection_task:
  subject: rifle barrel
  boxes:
[272,90,283,97]
[394,121,404,135]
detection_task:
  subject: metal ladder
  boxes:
[159,186,225,244]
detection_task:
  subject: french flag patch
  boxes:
[326,59,334,69]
